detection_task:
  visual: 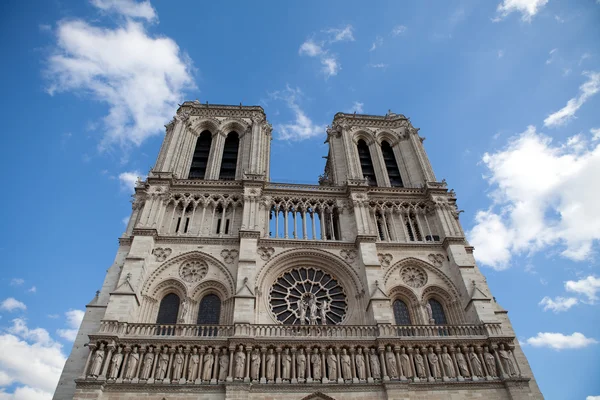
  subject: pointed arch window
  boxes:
[219,132,239,180]
[381,140,403,187]
[428,298,448,325]
[156,293,180,324]
[197,294,221,325]
[189,130,212,179]
[393,299,412,325]
[357,139,376,186]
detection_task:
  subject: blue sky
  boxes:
[0,0,599,398]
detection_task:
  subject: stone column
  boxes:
[395,346,405,380]
[477,346,491,381]
[450,346,463,382]
[181,347,190,384]
[227,345,235,382]
[244,346,251,383]
[80,344,95,379]
[408,347,418,382]
[260,347,267,384]
[365,348,373,383]
[165,348,175,384]
[275,347,282,383]
[306,348,312,383]
[118,348,130,382]
[379,347,389,382]
[212,348,220,384]
[196,347,205,384]
[492,345,507,379]
[464,346,477,381]
[291,347,297,383]
[320,347,327,383]
[422,347,433,382]
[509,345,522,377]
[336,348,343,383]
[350,348,358,383]
[99,345,114,381]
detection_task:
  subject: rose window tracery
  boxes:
[400,266,427,288]
[179,260,208,283]
[269,267,348,325]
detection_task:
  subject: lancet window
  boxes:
[156,293,180,324]
[197,294,221,325]
[188,130,212,179]
[219,131,239,180]
[268,199,340,241]
[369,202,440,243]
[381,140,403,187]
[393,299,412,325]
[357,139,376,186]
[428,298,448,325]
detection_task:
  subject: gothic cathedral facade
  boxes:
[53,102,543,400]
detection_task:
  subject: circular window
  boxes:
[269,267,348,325]
[179,260,208,283]
[400,266,427,288]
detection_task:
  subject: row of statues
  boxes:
[297,295,330,325]
[86,342,520,383]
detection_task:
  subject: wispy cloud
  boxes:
[323,25,354,43]
[298,40,323,57]
[10,279,24,286]
[370,36,383,52]
[565,275,600,303]
[494,0,549,22]
[391,25,407,36]
[544,72,600,127]
[539,296,578,312]
[27,286,37,294]
[546,48,558,64]
[368,63,389,69]
[346,101,364,114]
[525,332,597,350]
[0,298,27,312]
[56,309,85,342]
[298,25,354,79]
[118,171,145,193]
[269,86,325,141]
[90,0,157,21]
[321,56,341,78]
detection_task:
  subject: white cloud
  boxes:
[118,171,145,192]
[525,332,597,350]
[546,48,557,64]
[497,50,504,58]
[122,215,130,226]
[579,52,591,65]
[539,296,578,312]
[0,318,66,398]
[26,287,36,294]
[554,15,564,23]
[56,310,84,342]
[368,63,389,69]
[321,56,340,78]
[565,275,600,303]
[0,299,26,313]
[346,101,364,114]
[391,25,407,36]
[270,86,325,141]
[46,16,194,150]
[10,279,24,286]
[495,0,549,22]
[586,396,600,400]
[90,0,157,21]
[324,25,354,42]
[544,72,600,127]
[468,126,600,269]
[592,128,600,141]
[370,36,383,52]
[298,40,323,57]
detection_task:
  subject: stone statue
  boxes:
[499,344,517,376]
[125,346,139,380]
[250,348,260,380]
[441,347,455,378]
[309,297,318,325]
[140,347,154,380]
[320,300,329,325]
[414,353,426,378]
[172,347,184,380]
[179,299,189,322]
[234,346,245,379]
[203,348,214,381]
[297,298,307,325]
[218,351,229,381]
[108,346,123,379]
[455,350,470,377]
[266,349,276,380]
[386,346,398,379]
[425,302,434,324]
[341,349,351,380]
[469,350,483,377]
[428,348,441,378]
[311,348,321,380]
[188,348,199,382]
[89,343,105,378]
[400,348,412,378]
[297,348,306,380]
[369,348,381,379]
[155,348,169,380]
[326,348,337,380]
[355,348,366,380]
[282,348,291,380]
[484,350,497,376]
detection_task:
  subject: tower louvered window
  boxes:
[381,141,403,187]
[357,140,376,186]
[219,132,239,180]
[189,131,212,179]
[156,293,180,324]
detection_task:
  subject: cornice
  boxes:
[375,242,445,250]
[442,236,467,248]
[155,236,240,246]
[258,239,356,249]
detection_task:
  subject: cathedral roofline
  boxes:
[333,110,409,123]
[178,100,265,114]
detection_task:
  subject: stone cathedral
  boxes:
[53,102,543,400]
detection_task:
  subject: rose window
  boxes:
[269,267,348,325]
[179,260,208,283]
[400,266,427,288]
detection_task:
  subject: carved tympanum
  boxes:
[179,260,208,283]
[400,266,427,288]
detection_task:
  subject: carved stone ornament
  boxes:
[220,249,239,264]
[400,266,427,288]
[428,253,445,267]
[257,246,275,261]
[152,247,172,262]
[378,253,393,268]
[179,260,208,283]
[339,249,357,263]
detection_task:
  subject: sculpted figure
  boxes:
[266,349,276,380]
[155,348,169,380]
[234,346,246,379]
[309,297,318,325]
[180,299,189,321]
[172,347,184,380]
[282,348,291,380]
[340,349,351,380]
[386,346,398,378]
[400,348,412,378]
[441,347,455,378]
[484,350,497,376]
[125,346,139,379]
[414,353,426,378]
[140,347,155,380]
[326,348,337,380]
[469,349,483,377]
[218,351,229,381]
[187,348,199,381]
[297,299,307,325]
[108,346,123,379]
[89,343,105,378]
[425,302,434,324]
[320,300,329,325]
[499,344,517,376]
[203,348,214,381]
[251,348,261,380]
[355,348,366,380]
[369,348,381,379]
[455,350,470,377]
[297,348,306,380]
[311,348,322,380]
[427,348,441,378]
